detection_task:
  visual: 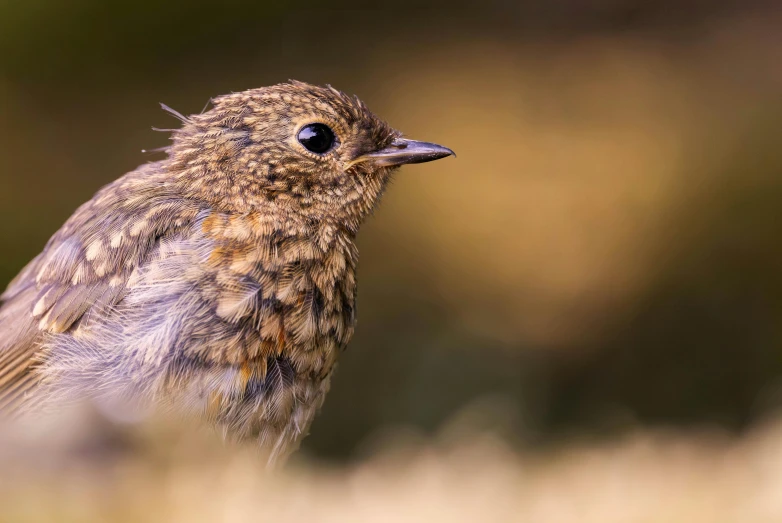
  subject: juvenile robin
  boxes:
[0,81,453,464]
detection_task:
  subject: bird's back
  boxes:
[0,161,191,410]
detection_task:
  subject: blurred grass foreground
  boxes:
[3,411,782,522]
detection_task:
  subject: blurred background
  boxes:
[2,0,782,520]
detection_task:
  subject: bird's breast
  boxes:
[200,211,359,378]
[152,211,361,453]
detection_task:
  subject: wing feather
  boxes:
[0,162,201,411]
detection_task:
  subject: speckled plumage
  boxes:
[0,81,453,465]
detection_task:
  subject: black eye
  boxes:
[297,123,336,154]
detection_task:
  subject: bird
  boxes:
[0,81,453,465]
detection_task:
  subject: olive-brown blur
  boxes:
[0,81,454,465]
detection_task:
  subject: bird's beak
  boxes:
[360,138,455,167]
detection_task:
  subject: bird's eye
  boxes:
[297,123,336,154]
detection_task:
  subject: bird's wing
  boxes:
[0,162,201,410]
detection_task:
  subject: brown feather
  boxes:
[0,286,43,409]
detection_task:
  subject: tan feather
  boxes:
[0,286,44,410]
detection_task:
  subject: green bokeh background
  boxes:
[1,0,781,461]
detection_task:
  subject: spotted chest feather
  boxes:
[196,209,358,374]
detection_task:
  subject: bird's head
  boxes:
[166,81,454,231]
